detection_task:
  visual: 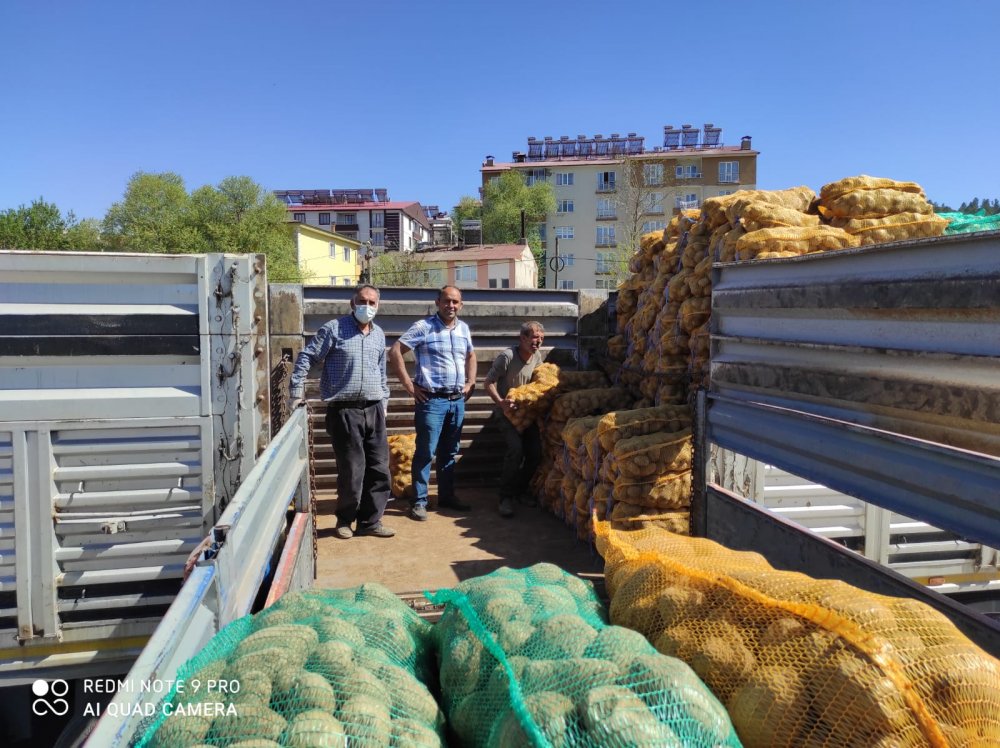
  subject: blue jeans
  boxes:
[412,396,465,505]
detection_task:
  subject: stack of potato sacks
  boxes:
[387,433,416,501]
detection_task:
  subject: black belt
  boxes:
[429,391,464,401]
[328,399,380,410]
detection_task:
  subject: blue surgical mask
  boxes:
[353,304,377,324]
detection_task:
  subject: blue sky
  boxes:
[2,1,997,220]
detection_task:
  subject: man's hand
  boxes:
[288,397,306,412]
[463,382,475,401]
[409,383,430,404]
[500,397,517,412]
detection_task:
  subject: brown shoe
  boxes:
[334,525,353,539]
[355,522,395,538]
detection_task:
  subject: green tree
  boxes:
[479,170,555,246]
[0,199,103,250]
[369,249,435,287]
[967,198,980,214]
[102,172,301,281]
[451,196,482,244]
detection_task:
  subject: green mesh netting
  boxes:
[136,583,444,747]
[940,211,1000,234]
[428,562,743,747]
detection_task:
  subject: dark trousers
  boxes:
[325,402,391,529]
[496,413,542,499]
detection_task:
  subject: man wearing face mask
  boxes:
[289,284,394,539]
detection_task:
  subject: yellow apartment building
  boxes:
[286,222,362,287]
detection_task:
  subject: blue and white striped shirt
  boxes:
[290,315,389,403]
[398,314,474,393]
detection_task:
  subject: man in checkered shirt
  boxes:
[390,285,477,521]
[290,284,394,539]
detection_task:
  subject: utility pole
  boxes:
[553,236,560,289]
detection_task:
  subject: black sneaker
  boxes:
[498,497,515,518]
[355,522,395,538]
[439,497,472,512]
[409,504,429,521]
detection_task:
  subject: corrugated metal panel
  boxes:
[708,234,1000,549]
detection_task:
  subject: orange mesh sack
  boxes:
[388,433,417,500]
[557,369,610,392]
[594,523,1000,748]
[819,188,934,219]
[610,502,691,534]
[597,405,690,451]
[611,471,692,509]
[427,563,743,748]
[736,225,860,260]
[504,362,561,432]
[739,202,821,232]
[829,211,949,245]
[819,175,925,202]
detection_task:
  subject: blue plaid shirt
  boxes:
[398,314,474,393]
[290,315,389,403]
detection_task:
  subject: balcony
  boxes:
[595,241,617,248]
[596,210,617,221]
[595,185,616,194]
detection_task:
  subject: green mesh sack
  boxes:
[428,563,742,747]
[939,210,1000,234]
[136,583,444,747]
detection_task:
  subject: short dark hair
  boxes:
[353,284,380,301]
[437,285,461,300]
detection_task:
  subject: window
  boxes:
[318,212,331,225]
[719,161,740,183]
[597,171,616,191]
[337,212,357,225]
[526,168,547,186]
[488,278,510,289]
[371,211,384,228]
[595,278,615,290]
[535,223,547,241]
[596,198,616,219]
[718,190,735,196]
[342,278,352,286]
[372,230,385,246]
[455,264,477,282]
[489,176,500,186]
[643,163,663,186]
[293,212,305,222]
[558,280,575,290]
[675,164,702,180]
[554,226,574,239]
[596,226,616,246]
[644,192,664,214]
[555,172,574,186]
[343,247,351,263]
[560,253,575,266]
[557,199,574,213]
[642,220,667,234]
[676,193,699,210]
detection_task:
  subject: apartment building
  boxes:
[275,189,432,253]
[481,125,758,289]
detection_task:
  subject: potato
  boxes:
[518,614,597,660]
[339,694,391,747]
[147,712,212,748]
[491,691,576,748]
[210,703,286,743]
[284,709,346,748]
[312,616,365,648]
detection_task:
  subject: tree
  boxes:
[102,172,302,281]
[451,196,482,244]
[368,249,435,287]
[0,198,104,251]
[479,171,555,246]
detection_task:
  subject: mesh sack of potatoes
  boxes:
[611,471,692,509]
[550,387,632,424]
[574,479,596,515]
[819,187,934,219]
[582,428,602,479]
[557,369,610,392]
[739,201,821,233]
[736,225,860,260]
[678,296,711,334]
[656,382,688,405]
[561,475,578,523]
[610,502,691,535]
[594,523,1000,748]
[136,585,444,748]
[829,211,949,245]
[598,452,617,484]
[503,362,561,432]
[819,175,924,202]
[667,268,693,303]
[607,334,628,360]
[723,186,817,226]
[718,225,747,262]
[638,375,661,402]
[388,433,417,500]
[563,415,603,468]
[689,322,710,360]
[597,405,691,453]
[542,462,565,512]
[427,563,741,748]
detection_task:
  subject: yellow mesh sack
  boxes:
[655,383,687,405]
[820,175,925,202]
[723,186,817,226]
[611,471,691,509]
[667,269,693,303]
[612,431,693,480]
[819,188,933,219]
[597,405,691,453]
[503,362,561,432]
[387,433,416,500]
[550,388,631,423]
[678,297,711,333]
[736,225,860,260]
[739,202,821,232]
[607,334,627,360]
[718,225,746,262]
[830,211,949,245]
[558,370,610,392]
[594,523,1000,748]
[610,503,691,535]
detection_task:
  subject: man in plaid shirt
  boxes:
[290,284,394,538]
[390,285,477,521]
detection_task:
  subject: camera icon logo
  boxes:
[32,679,70,716]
